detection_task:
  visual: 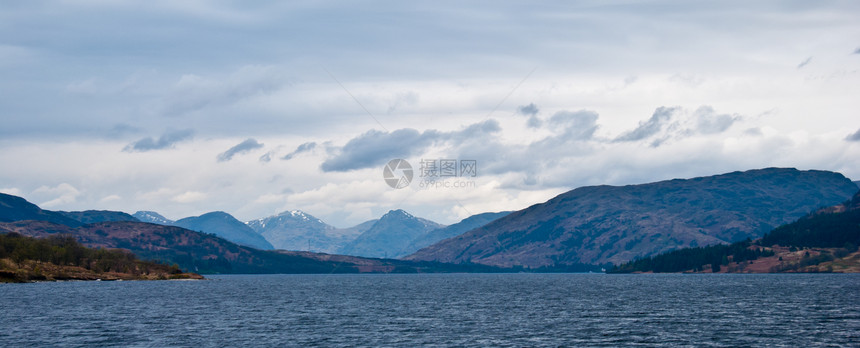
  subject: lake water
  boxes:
[1,273,859,347]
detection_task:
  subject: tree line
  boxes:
[0,232,182,275]
[611,197,860,273]
[609,239,774,273]
[760,208,860,249]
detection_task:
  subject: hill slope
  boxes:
[247,210,363,253]
[408,168,859,267]
[0,193,508,274]
[0,220,505,274]
[57,210,139,224]
[174,212,274,250]
[339,209,444,258]
[760,190,860,249]
[133,211,174,225]
[612,190,860,273]
[406,211,511,253]
[0,193,82,227]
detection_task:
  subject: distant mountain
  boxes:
[406,211,511,252]
[174,212,274,250]
[337,219,378,237]
[0,220,505,274]
[133,211,174,225]
[854,180,860,189]
[0,220,355,274]
[247,210,369,253]
[408,168,859,267]
[0,193,509,274]
[57,210,139,224]
[0,193,82,227]
[338,209,444,258]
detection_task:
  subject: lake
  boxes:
[1,273,858,347]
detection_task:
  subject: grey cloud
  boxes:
[854,48,860,54]
[163,65,286,116]
[519,103,541,128]
[518,103,539,116]
[845,128,860,142]
[123,129,194,152]
[614,106,737,147]
[650,137,670,148]
[259,152,272,163]
[693,105,738,134]
[614,107,678,142]
[282,142,317,160]
[217,138,264,162]
[744,128,763,136]
[321,129,430,172]
[455,119,502,139]
[320,120,500,172]
[549,110,599,140]
[797,56,812,69]
[107,123,142,138]
[458,109,601,180]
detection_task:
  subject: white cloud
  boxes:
[172,191,207,203]
[0,187,23,196]
[34,183,81,208]
[99,194,122,203]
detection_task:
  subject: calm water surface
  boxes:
[1,273,859,347]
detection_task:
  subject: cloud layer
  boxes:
[282,142,318,161]
[218,138,264,162]
[320,120,501,172]
[123,129,194,152]
[614,107,678,143]
[846,129,860,142]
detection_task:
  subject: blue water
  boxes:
[1,273,859,347]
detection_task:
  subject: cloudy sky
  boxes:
[2,1,859,227]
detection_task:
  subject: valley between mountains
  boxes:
[2,167,859,276]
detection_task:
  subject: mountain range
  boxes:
[246,209,501,260]
[3,167,858,273]
[407,168,859,267]
[338,209,446,258]
[132,208,463,259]
[0,194,505,274]
[246,210,368,253]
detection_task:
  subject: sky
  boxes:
[1,1,859,227]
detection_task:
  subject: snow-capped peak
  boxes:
[386,209,414,219]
